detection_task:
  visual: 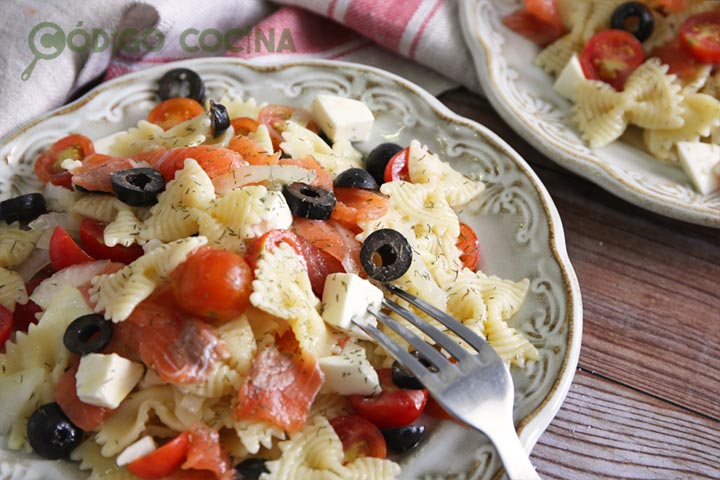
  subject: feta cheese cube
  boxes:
[248,190,293,238]
[311,95,374,142]
[553,54,587,101]
[322,273,383,338]
[319,345,380,396]
[676,141,720,195]
[76,353,144,409]
[116,435,157,466]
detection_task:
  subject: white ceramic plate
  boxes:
[460,0,720,228]
[0,58,582,479]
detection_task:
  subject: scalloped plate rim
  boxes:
[459,0,720,228]
[0,57,582,478]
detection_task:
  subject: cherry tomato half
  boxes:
[330,415,387,462]
[230,117,260,136]
[679,12,720,64]
[171,246,253,322]
[383,147,410,183]
[34,134,95,189]
[79,218,144,264]
[0,305,14,347]
[423,395,454,420]
[126,432,191,479]
[649,39,702,81]
[348,368,428,429]
[580,29,644,91]
[147,98,204,131]
[258,105,318,151]
[457,222,481,271]
[49,226,95,271]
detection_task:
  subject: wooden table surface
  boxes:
[438,89,720,480]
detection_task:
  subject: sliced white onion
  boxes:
[29,212,82,249]
[31,260,112,309]
[43,183,82,213]
[14,249,51,284]
[212,165,316,195]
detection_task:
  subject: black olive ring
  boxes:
[610,2,655,42]
[381,425,427,454]
[158,67,205,102]
[391,351,437,390]
[111,167,166,207]
[360,228,413,282]
[333,168,380,191]
[364,142,404,186]
[282,182,336,220]
[27,402,83,459]
[209,100,230,137]
[0,193,47,224]
[63,313,114,356]
[235,457,269,479]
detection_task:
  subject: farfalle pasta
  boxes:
[0,73,538,480]
[506,0,720,194]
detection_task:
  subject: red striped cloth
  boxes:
[0,0,477,137]
[104,1,478,95]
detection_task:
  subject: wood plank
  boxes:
[439,92,720,419]
[534,164,720,420]
[532,370,720,479]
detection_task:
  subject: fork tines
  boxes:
[352,285,503,387]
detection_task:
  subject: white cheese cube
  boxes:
[311,95,374,142]
[319,345,380,396]
[676,141,720,195]
[116,435,157,466]
[553,54,587,101]
[248,190,293,238]
[322,273,383,338]
[76,353,144,409]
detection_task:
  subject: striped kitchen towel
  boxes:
[1,0,479,137]
[104,0,478,92]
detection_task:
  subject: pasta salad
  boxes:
[504,0,720,195]
[0,68,538,480]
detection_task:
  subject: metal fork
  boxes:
[353,284,541,480]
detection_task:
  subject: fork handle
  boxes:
[485,418,542,480]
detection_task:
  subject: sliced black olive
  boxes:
[365,143,403,186]
[391,351,436,390]
[158,67,205,102]
[73,184,105,194]
[209,100,230,137]
[63,313,113,355]
[111,167,166,207]
[27,403,83,459]
[0,193,47,223]
[282,182,336,220]
[611,2,654,42]
[333,168,379,191]
[360,228,412,282]
[381,425,427,454]
[235,458,269,480]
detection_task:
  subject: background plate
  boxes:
[459,0,720,228]
[0,58,581,479]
